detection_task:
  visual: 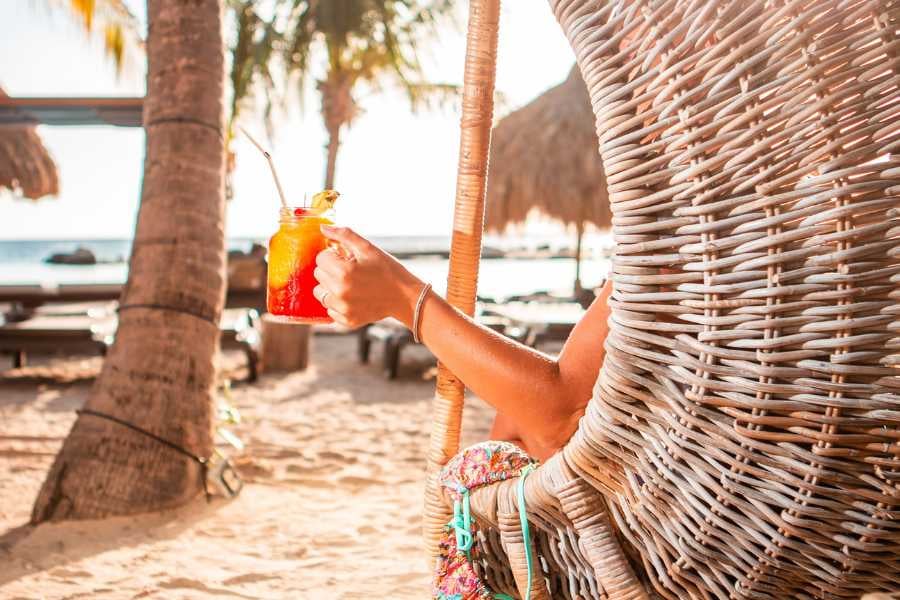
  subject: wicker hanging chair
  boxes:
[426,0,900,598]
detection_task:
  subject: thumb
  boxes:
[320,225,368,257]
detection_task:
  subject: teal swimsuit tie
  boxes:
[493,464,537,600]
[449,463,536,600]
[517,464,536,600]
[451,488,474,560]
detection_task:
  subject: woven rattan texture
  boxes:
[456,0,900,598]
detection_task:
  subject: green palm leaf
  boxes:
[225,0,460,187]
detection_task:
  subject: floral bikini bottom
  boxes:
[432,441,538,600]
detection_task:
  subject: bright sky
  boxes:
[0,1,576,240]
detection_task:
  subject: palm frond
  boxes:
[277,0,457,111]
[402,82,460,113]
[49,0,144,72]
[232,0,460,184]
[229,1,262,124]
[285,5,317,109]
[392,82,506,115]
[227,1,285,135]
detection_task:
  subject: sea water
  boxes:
[0,236,612,300]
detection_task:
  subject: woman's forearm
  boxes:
[394,274,599,451]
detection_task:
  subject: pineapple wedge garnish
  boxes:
[310,190,340,214]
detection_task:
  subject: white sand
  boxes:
[0,334,495,599]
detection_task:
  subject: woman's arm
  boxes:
[313,225,610,458]
[412,277,610,457]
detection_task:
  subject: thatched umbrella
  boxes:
[486,66,610,294]
[0,88,59,200]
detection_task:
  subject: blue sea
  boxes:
[0,235,612,300]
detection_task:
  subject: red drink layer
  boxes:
[266,208,333,323]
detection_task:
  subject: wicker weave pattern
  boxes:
[555,0,900,597]
[432,0,900,598]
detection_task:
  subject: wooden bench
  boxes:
[1,306,262,382]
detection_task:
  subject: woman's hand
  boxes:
[312,225,424,329]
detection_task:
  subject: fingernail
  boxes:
[320,224,335,233]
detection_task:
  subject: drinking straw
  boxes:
[238,126,288,209]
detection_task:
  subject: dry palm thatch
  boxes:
[486,66,609,230]
[486,66,610,291]
[0,89,58,200]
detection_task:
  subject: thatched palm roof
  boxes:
[486,66,609,232]
[0,89,59,200]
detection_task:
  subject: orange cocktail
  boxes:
[267,203,335,323]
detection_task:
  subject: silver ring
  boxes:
[320,291,330,307]
[333,246,355,262]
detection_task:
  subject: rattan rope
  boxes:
[427,0,900,598]
[424,0,502,566]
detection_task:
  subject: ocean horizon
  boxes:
[0,234,613,300]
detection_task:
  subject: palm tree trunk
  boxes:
[574,219,584,295]
[318,74,353,191]
[324,123,340,189]
[32,0,226,522]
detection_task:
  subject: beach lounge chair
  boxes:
[0,313,113,368]
[358,313,510,379]
[357,319,410,379]
[0,283,123,308]
[424,1,900,598]
[0,282,266,313]
[218,308,262,382]
[1,307,262,382]
[32,301,117,317]
[482,301,584,349]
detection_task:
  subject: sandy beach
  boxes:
[0,333,495,599]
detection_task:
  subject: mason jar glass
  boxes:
[266,206,335,323]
